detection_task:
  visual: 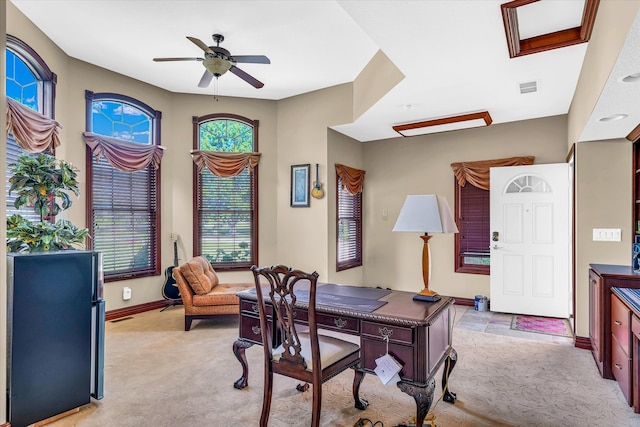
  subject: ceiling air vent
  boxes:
[519,81,537,94]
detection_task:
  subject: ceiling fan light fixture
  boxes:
[203,57,231,77]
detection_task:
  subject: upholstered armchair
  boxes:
[173,256,253,331]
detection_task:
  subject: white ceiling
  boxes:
[10,0,640,143]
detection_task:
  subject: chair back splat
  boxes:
[250,265,364,427]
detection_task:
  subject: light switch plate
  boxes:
[592,228,622,242]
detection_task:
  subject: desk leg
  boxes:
[397,378,435,427]
[442,347,457,403]
[353,368,369,410]
[233,338,254,389]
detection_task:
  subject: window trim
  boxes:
[192,113,259,271]
[336,175,363,271]
[6,34,57,221]
[7,34,57,118]
[85,90,162,282]
[454,178,490,275]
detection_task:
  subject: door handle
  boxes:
[614,320,622,326]
[492,245,502,250]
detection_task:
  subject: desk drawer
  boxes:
[239,314,263,344]
[362,338,414,380]
[612,294,631,355]
[612,333,632,406]
[241,300,272,317]
[362,321,413,345]
[315,313,359,333]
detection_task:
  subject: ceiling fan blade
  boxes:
[153,57,203,62]
[187,36,214,54]
[229,65,264,88]
[231,55,271,64]
[198,70,214,88]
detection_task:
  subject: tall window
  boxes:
[454,182,490,274]
[336,176,363,270]
[86,91,161,281]
[194,114,258,271]
[5,34,56,219]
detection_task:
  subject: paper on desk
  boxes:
[374,353,402,385]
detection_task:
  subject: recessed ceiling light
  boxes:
[599,114,628,122]
[622,72,640,83]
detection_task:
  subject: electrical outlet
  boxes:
[122,287,132,300]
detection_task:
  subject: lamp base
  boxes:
[413,293,441,302]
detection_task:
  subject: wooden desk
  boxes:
[232,285,457,427]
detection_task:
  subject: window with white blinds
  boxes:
[6,35,56,221]
[86,92,161,281]
[336,176,362,270]
[194,115,258,271]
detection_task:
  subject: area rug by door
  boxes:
[511,315,572,337]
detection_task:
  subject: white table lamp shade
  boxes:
[393,195,458,234]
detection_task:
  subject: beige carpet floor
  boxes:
[46,305,640,427]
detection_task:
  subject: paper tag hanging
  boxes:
[374,353,402,385]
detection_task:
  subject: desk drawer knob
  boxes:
[251,326,261,335]
[615,363,623,370]
[252,304,259,313]
[334,318,347,329]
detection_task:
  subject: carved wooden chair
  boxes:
[251,265,364,427]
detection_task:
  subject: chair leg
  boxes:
[260,369,273,427]
[185,316,193,331]
[311,382,321,427]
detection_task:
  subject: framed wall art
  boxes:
[290,164,310,207]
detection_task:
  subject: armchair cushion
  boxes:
[179,256,219,295]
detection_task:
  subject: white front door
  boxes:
[489,163,570,318]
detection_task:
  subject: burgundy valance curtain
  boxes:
[450,156,535,190]
[335,163,366,195]
[190,150,261,177]
[6,97,61,153]
[83,132,165,172]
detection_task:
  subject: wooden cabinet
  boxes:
[611,293,633,405]
[589,264,640,379]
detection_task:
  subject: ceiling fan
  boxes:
[153,34,270,89]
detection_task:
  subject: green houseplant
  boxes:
[6,153,89,252]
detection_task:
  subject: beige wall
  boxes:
[276,84,355,278]
[362,115,569,296]
[352,50,404,121]
[574,140,632,337]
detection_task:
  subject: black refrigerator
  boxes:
[6,250,105,427]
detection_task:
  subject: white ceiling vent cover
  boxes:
[519,81,538,94]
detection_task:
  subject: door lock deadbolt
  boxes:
[492,231,499,242]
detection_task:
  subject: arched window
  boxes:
[5,34,56,219]
[506,175,551,193]
[193,114,258,270]
[85,91,161,281]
